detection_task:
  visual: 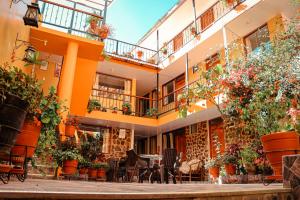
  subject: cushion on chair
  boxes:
[179,161,190,174]
[187,159,200,171]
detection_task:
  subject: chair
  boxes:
[178,159,205,183]
[106,158,119,182]
[125,150,150,182]
[162,148,178,184]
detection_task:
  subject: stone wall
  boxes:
[105,128,132,159]
[185,121,209,163]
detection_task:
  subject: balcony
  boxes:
[89,73,201,119]
[37,0,159,66]
[157,0,246,62]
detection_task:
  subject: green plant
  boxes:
[122,102,132,115]
[205,157,222,169]
[78,158,91,169]
[80,134,103,162]
[239,147,258,166]
[24,51,43,77]
[222,154,238,165]
[0,63,43,119]
[161,43,168,55]
[35,86,66,158]
[87,99,101,113]
[53,138,82,166]
[146,108,158,117]
[93,162,109,170]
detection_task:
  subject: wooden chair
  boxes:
[178,159,205,183]
[162,148,178,184]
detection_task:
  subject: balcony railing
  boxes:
[89,78,201,118]
[158,0,246,62]
[38,0,103,40]
[104,38,158,65]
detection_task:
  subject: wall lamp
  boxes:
[10,0,41,28]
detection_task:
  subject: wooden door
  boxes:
[175,74,185,109]
[173,32,183,52]
[209,118,225,158]
[201,7,214,30]
[175,134,187,161]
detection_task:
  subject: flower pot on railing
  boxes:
[0,94,29,155]
[137,51,144,59]
[11,120,41,159]
[98,25,110,40]
[261,131,300,178]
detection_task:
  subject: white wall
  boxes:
[138,0,217,50]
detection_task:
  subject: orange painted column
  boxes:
[57,41,79,136]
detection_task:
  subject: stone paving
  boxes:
[0,179,295,199]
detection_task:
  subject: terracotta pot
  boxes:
[225,163,236,176]
[137,51,143,59]
[191,27,196,36]
[226,0,234,6]
[245,163,256,175]
[99,30,108,39]
[261,131,300,177]
[88,168,97,179]
[65,125,76,137]
[79,167,88,175]
[63,160,78,175]
[11,121,41,159]
[97,168,106,178]
[209,166,220,179]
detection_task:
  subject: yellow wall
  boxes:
[0,0,30,68]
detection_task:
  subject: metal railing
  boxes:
[38,0,103,40]
[89,78,202,118]
[159,0,245,62]
[90,88,157,118]
[104,38,158,65]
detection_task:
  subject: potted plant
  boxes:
[146,108,158,117]
[94,162,109,179]
[137,50,144,59]
[222,154,237,176]
[64,117,79,137]
[78,158,90,175]
[13,86,64,159]
[87,99,101,113]
[88,163,98,179]
[161,42,168,55]
[240,147,258,175]
[124,52,133,59]
[0,64,40,154]
[111,106,118,114]
[98,24,112,40]
[205,157,222,179]
[86,15,100,30]
[190,26,197,36]
[122,102,132,115]
[60,139,82,175]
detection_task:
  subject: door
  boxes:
[175,134,187,161]
[201,7,214,30]
[175,74,185,109]
[173,32,183,52]
[209,118,225,158]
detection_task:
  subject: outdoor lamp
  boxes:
[23,46,36,62]
[23,3,40,28]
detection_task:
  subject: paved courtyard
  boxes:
[0,179,294,199]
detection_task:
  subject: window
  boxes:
[190,123,198,134]
[206,53,220,70]
[163,81,174,105]
[245,25,270,54]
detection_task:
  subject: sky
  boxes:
[106,0,179,44]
